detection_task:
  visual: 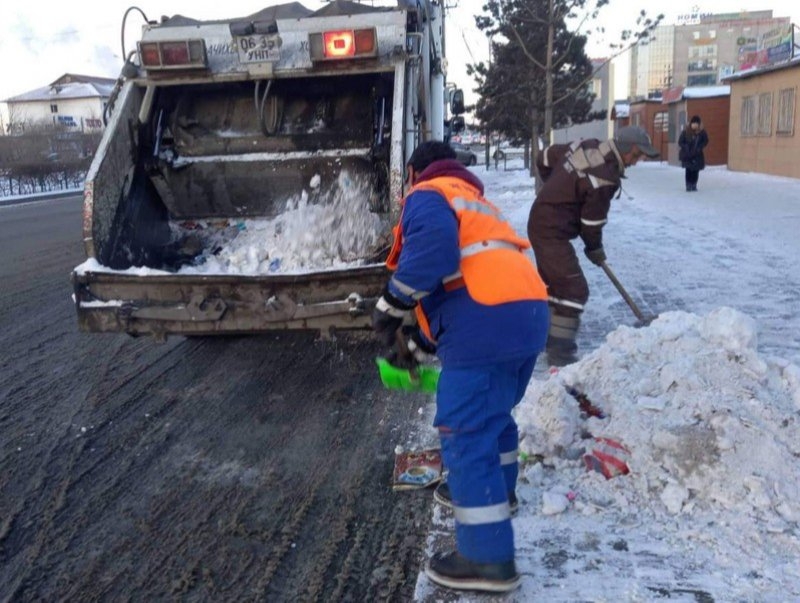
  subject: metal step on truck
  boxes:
[71,0,464,340]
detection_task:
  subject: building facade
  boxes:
[630,25,675,100]
[551,59,615,144]
[4,74,115,134]
[724,58,800,179]
[629,11,791,101]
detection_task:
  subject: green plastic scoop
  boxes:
[376,357,440,393]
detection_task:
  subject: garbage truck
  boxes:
[71,0,463,339]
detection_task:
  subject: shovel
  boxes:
[599,260,656,326]
[376,329,440,393]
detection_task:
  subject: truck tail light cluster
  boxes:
[138,39,207,70]
[309,29,377,61]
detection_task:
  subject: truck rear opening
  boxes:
[96,73,393,272]
[72,1,451,338]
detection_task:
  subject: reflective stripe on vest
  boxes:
[453,501,512,525]
[451,196,502,218]
[461,239,521,258]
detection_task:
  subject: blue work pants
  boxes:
[434,354,537,564]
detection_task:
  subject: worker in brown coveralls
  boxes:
[527,126,659,366]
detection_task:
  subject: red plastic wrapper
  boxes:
[583,437,631,479]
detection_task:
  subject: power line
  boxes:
[461,29,477,63]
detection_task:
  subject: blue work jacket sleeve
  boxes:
[387,189,461,305]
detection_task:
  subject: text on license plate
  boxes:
[237,35,281,63]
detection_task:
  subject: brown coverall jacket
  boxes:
[527,139,625,316]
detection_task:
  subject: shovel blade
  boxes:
[634,314,658,328]
[376,357,439,393]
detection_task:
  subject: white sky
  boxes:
[1,0,799,121]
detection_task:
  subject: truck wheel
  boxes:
[469,155,477,166]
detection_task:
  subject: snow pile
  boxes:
[517,308,800,523]
[178,170,386,275]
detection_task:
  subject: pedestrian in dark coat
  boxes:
[678,115,709,191]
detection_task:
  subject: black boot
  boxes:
[546,313,580,367]
[433,481,519,513]
[425,550,521,592]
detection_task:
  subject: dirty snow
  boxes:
[412,160,800,602]
[175,169,385,274]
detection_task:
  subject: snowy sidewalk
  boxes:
[413,162,800,602]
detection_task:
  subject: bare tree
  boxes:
[473,0,662,178]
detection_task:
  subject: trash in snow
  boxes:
[582,437,631,479]
[565,386,607,418]
[173,170,386,275]
[515,307,800,521]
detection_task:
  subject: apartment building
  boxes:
[629,11,791,100]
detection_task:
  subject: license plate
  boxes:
[236,34,281,63]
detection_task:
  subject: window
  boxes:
[589,78,602,97]
[50,104,58,113]
[741,96,757,136]
[757,92,772,136]
[776,88,795,135]
[688,74,717,86]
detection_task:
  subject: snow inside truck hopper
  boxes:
[72,1,454,338]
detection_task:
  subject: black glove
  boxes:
[584,246,606,266]
[406,328,437,364]
[372,289,415,347]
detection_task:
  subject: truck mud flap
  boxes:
[71,266,388,339]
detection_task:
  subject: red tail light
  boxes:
[160,42,190,65]
[140,43,161,67]
[323,31,355,58]
[310,28,377,61]
[137,39,207,70]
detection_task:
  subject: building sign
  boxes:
[737,38,759,71]
[760,24,793,65]
[737,25,794,70]
[678,10,772,25]
[676,6,713,26]
[56,115,77,127]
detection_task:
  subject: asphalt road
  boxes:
[0,195,433,602]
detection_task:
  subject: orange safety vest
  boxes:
[386,176,547,340]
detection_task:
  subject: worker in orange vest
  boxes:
[372,140,549,593]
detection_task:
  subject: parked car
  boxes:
[451,142,477,166]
